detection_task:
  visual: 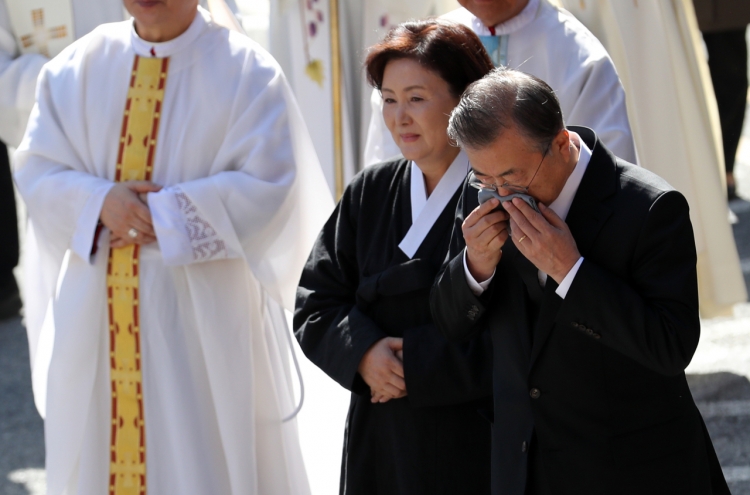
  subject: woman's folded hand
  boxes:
[358,337,408,403]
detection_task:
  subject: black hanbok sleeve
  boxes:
[294,177,386,396]
[431,175,494,343]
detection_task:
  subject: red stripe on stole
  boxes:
[159,58,169,88]
[146,145,155,180]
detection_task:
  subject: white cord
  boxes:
[282,318,305,423]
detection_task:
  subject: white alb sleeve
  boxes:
[148,186,240,266]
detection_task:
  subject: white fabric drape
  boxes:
[558,0,746,316]
[15,8,331,494]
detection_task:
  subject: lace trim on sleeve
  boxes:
[175,191,228,262]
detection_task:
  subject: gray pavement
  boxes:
[0,316,44,495]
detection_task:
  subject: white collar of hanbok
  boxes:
[471,0,540,36]
[399,150,468,259]
[130,6,208,58]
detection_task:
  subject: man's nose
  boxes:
[496,184,517,197]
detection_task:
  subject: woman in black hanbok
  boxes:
[294,20,495,495]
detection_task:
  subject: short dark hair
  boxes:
[448,68,565,152]
[365,19,494,98]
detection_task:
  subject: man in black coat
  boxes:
[431,68,730,495]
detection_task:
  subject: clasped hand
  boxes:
[463,197,580,284]
[100,181,162,248]
[358,337,406,404]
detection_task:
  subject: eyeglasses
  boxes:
[471,141,551,194]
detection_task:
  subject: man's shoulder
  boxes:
[76,20,131,51]
[527,1,611,61]
[616,160,676,202]
[439,8,473,28]
[579,127,676,206]
[199,19,284,80]
[42,20,130,76]
[606,159,693,227]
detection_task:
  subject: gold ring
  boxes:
[518,235,527,243]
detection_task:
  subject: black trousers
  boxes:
[0,140,19,287]
[703,28,748,174]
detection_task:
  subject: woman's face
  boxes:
[381,58,460,167]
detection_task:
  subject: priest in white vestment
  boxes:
[556,0,746,316]
[0,0,240,324]
[0,0,242,147]
[13,1,331,494]
[363,0,637,166]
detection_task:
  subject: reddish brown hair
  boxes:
[365,19,494,98]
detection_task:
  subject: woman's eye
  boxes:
[410,96,424,102]
[383,98,396,104]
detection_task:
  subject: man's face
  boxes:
[123,0,198,38]
[467,126,569,207]
[457,0,530,27]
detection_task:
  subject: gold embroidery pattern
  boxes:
[107,55,168,495]
[19,8,68,57]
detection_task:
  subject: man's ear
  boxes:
[552,128,570,160]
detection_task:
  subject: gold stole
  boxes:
[107,55,168,495]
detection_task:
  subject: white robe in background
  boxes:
[14,8,332,495]
[557,0,746,316]
[0,0,125,146]
[363,0,637,166]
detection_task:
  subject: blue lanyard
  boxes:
[479,34,509,67]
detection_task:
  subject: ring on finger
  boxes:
[518,235,528,243]
[128,228,138,239]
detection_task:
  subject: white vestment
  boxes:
[557,0,746,316]
[0,0,240,147]
[363,0,637,166]
[14,8,332,495]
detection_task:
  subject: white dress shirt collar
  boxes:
[548,132,592,221]
[400,151,468,258]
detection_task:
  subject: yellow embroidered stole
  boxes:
[107,55,168,495]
